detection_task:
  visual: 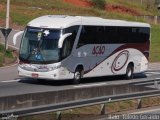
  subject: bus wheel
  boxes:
[73,68,83,84]
[125,64,134,80]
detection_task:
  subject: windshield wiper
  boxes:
[26,48,38,61]
[26,39,45,62]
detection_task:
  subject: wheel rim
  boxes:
[75,71,81,80]
[127,68,132,77]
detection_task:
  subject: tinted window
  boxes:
[105,26,150,44]
[77,26,150,47]
[77,26,105,47]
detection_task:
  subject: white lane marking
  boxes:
[146,74,152,76]
[74,83,107,88]
[146,72,160,74]
[1,79,20,83]
[131,108,160,114]
[145,71,160,76]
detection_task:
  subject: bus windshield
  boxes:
[19,27,61,63]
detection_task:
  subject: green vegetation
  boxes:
[0,44,13,58]
[106,0,160,16]
[0,44,15,67]
[150,24,160,62]
[19,97,160,120]
[90,0,106,9]
[0,0,159,25]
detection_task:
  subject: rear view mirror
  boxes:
[13,31,24,45]
[58,33,72,48]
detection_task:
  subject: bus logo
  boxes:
[92,45,105,56]
[111,50,129,73]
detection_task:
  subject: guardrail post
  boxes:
[154,16,158,24]
[137,99,142,109]
[100,104,105,115]
[56,111,61,120]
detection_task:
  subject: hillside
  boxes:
[0,0,160,28]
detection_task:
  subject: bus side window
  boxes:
[105,26,117,44]
[77,26,105,47]
[77,26,86,48]
[61,36,72,59]
[96,26,105,44]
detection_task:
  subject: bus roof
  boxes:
[27,15,150,28]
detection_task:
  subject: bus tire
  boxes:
[73,68,83,84]
[125,63,134,80]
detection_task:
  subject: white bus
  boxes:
[17,15,150,84]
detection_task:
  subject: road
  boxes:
[0,29,21,81]
[0,67,160,97]
[0,65,18,81]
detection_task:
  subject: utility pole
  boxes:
[0,0,12,64]
[6,0,10,50]
[141,0,143,5]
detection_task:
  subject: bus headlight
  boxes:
[48,65,61,71]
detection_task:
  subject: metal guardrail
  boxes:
[136,15,160,24]
[0,78,160,120]
[1,89,160,120]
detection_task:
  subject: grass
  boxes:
[19,105,101,120]
[18,97,160,120]
[107,100,138,113]
[0,0,159,25]
[0,44,15,67]
[150,24,160,62]
[0,0,109,25]
[106,0,160,16]
[0,44,13,58]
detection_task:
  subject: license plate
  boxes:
[32,73,39,78]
